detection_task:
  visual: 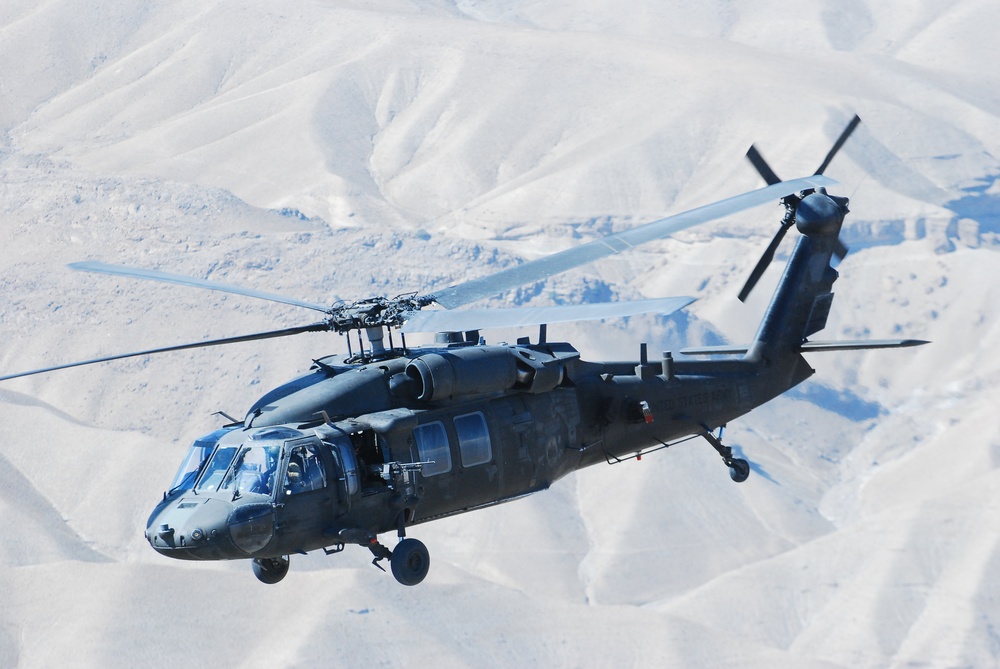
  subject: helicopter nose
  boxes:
[145,497,238,560]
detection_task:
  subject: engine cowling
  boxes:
[404,346,565,401]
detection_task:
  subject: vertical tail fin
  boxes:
[745,191,849,363]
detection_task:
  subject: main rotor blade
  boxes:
[737,224,792,303]
[429,175,837,309]
[399,296,695,333]
[70,261,331,313]
[0,322,330,382]
[814,114,861,176]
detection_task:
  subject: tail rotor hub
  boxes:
[794,192,849,237]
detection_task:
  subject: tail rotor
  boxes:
[737,115,860,302]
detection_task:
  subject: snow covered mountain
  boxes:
[2,1,999,666]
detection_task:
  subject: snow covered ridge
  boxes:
[2,0,1000,667]
[5,1,1000,233]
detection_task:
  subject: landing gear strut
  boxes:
[700,425,750,483]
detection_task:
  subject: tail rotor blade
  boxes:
[737,223,792,302]
[738,116,859,302]
[746,145,783,186]
[814,114,861,176]
[833,237,849,260]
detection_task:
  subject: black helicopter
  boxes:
[1,117,925,586]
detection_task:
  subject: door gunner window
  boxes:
[412,422,451,477]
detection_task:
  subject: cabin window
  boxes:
[454,412,492,467]
[412,422,451,477]
[284,442,327,495]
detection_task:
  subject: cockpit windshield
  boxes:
[219,445,282,496]
[192,443,283,497]
[180,426,315,499]
[169,427,238,493]
[194,446,239,493]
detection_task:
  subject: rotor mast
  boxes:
[327,294,430,363]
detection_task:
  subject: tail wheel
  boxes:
[729,458,750,483]
[252,556,290,584]
[390,538,430,586]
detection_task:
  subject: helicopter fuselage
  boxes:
[144,339,813,564]
[142,188,872,586]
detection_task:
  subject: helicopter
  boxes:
[0,117,926,586]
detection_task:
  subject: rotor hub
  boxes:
[326,294,430,333]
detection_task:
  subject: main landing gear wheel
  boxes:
[700,424,751,484]
[390,538,430,586]
[252,556,290,584]
[728,458,750,483]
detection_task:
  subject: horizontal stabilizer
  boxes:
[679,338,929,357]
[679,344,749,356]
[797,339,929,352]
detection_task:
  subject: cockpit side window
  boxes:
[169,443,214,493]
[284,442,327,495]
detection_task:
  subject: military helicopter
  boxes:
[0,117,925,586]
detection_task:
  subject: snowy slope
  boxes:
[2,1,1000,667]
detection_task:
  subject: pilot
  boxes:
[287,458,303,489]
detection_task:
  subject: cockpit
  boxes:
[199,443,281,496]
[166,426,327,502]
[148,424,341,561]
[149,416,413,568]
